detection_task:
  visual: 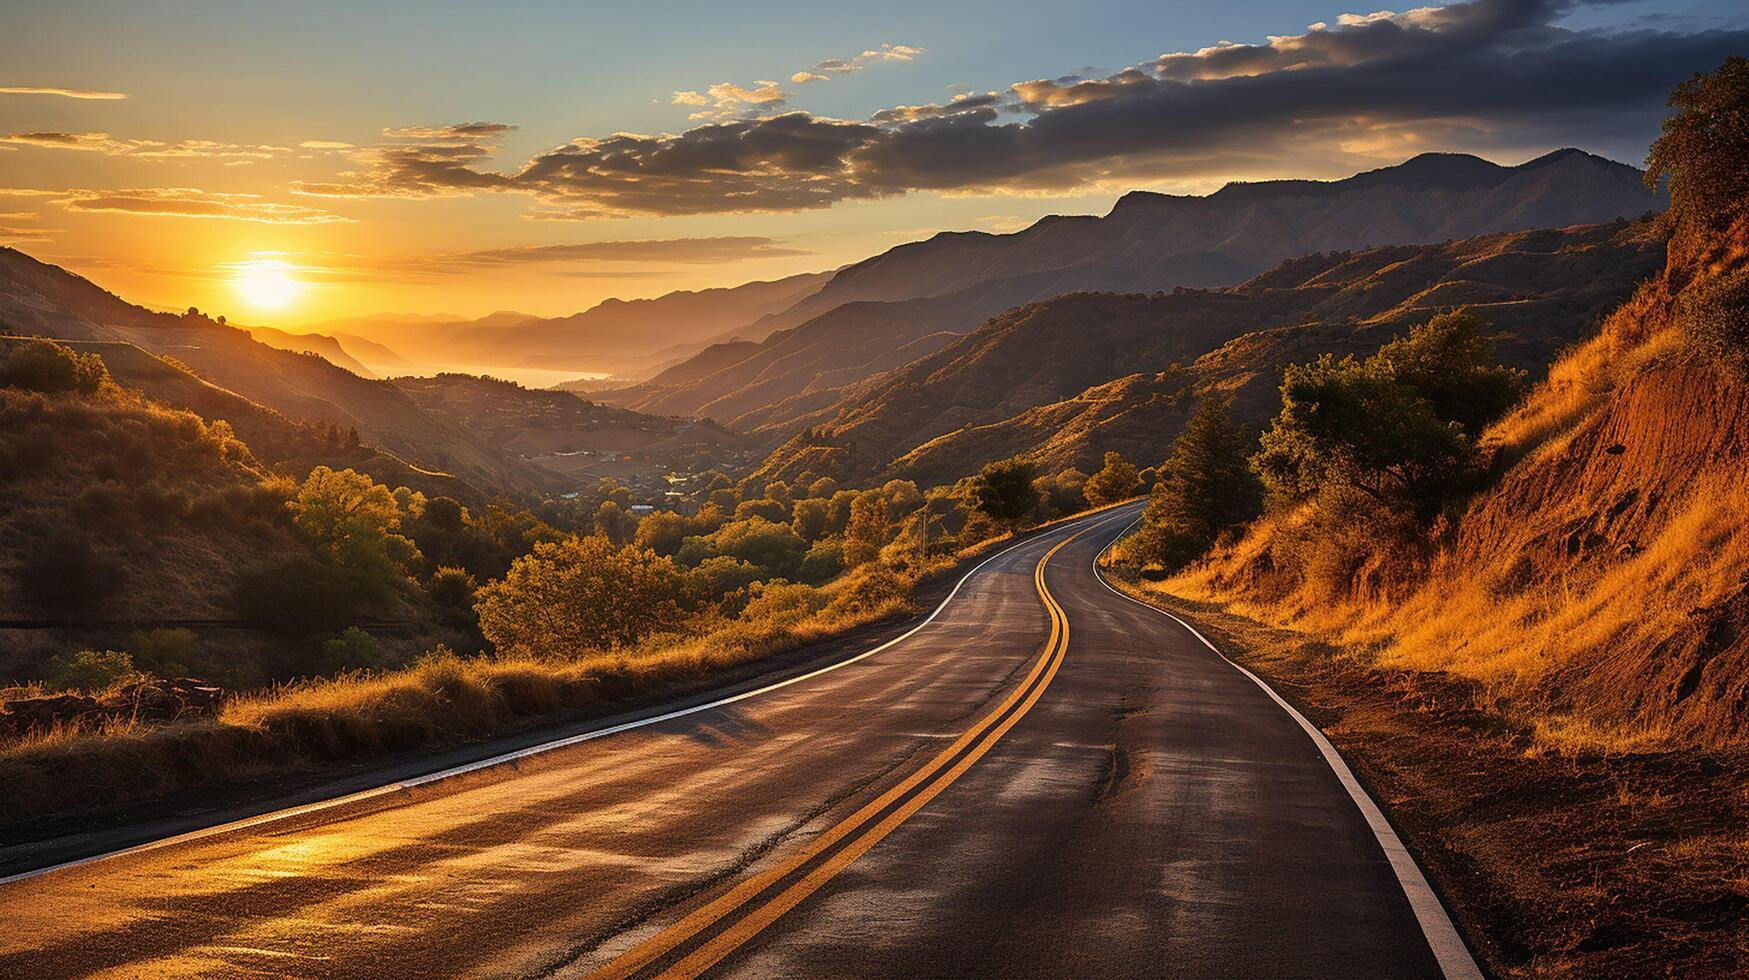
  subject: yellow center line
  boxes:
[588,527,1085,980]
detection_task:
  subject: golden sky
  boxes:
[1,0,1740,327]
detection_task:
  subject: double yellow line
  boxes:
[589,529,1084,980]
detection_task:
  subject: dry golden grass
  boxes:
[1156,234,1749,753]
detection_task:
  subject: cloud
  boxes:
[673,80,790,121]
[793,43,927,84]
[399,236,812,272]
[290,124,516,199]
[300,140,354,150]
[53,187,352,224]
[302,0,1748,216]
[0,131,297,160]
[382,122,517,140]
[0,85,127,100]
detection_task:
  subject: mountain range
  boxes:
[594,149,1661,429]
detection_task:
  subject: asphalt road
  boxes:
[0,503,1470,978]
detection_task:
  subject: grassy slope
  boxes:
[1113,219,1749,972]
[753,222,1663,488]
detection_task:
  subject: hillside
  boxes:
[610,150,1661,432]
[754,221,1664,486]
[315,271,829,377]
[599,263,1156,428]
[0,249,741,495]
[390,374,757,495]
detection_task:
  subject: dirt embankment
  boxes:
[1109,582,1749,978]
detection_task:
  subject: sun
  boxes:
[234,259,301,310]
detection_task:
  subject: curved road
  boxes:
[0,504,1471,978]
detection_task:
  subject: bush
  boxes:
[1252,311,1523,515]
[1678,269,1749,372]
[129,627,201,677]
[842,491,890,567]
[231,554,371,634]
[19,530,122,619]
[1083,451,1141,507]
[317,628,388,674]
[0,340,110,395]
[475,536,690,657]
[45,649,140,693]
[973,456,1039,524]
[799,539,844,584]
[689,555,764,604]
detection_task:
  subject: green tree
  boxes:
[703,517,808,578]
[734,497,791,523]
[1645,56,1749,243]
[594,499,638,545]
[475,536,689,656]
[290,466,417,583]
[973,456,1039,525]
[842,491,890,567]
[0,340,111,395]
[1125,395,1258,569]
[790,497,832,541]
[1251,312,1524,514]
[1083,451,1142,507]
[634,510,689,556]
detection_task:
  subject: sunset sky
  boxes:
[2,0,1744,325]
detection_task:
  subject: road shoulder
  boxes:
[1099,576,1749,978]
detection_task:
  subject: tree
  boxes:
[1125,395,1259,569]
[475,536,689,656]
[634,510,689,556]
[1083,451,1142,507]
[1251,312,1524,514]
[0,340,110,395]
[709,517,808,579]
[289,466,417,586]
[1645,56,1749,244]
[790,497,831,541]
[973,456,1039,524]
[594,499,638,545]
[842,491,890,567]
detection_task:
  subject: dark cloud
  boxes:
[382,122,517,140]
[421,236,812,268]
[305,0,1749,215]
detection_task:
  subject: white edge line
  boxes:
[0,507,1128,888]
[1091,519,1483,980]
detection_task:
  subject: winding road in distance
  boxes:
[0,502,1478,979]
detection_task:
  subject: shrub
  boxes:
[45,649,139,692]
[1677,268,1749,372]
[973,456,1039,524]
[475,536,690,657]
[318,628,388,673]
[842,491,890,567]
[689,555,764,604]
[790,498,831,541]
[427,565,477,611]
[1083,451,1142,506]
[0,340,110,395]
[231,554,371,634]
[19,530,122,619]
[799,538,844,584]
[634,510,689,556]
[707,517,808,579]
[1252,311,1524,516]
[129,627,201,677]
[739,581,827,628]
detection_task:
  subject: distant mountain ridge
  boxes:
[749,220,1666,487]
[604,148,1662,437]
